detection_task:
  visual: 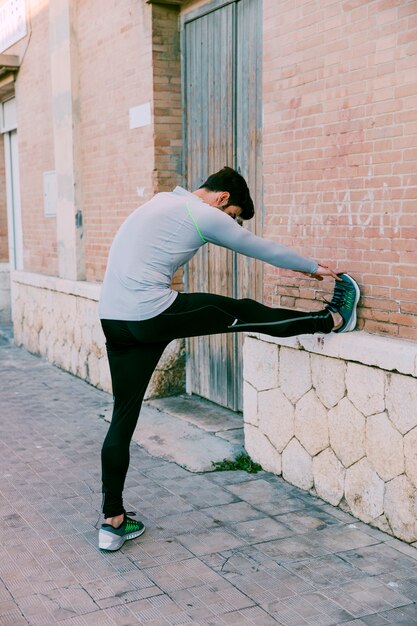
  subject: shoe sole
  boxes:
[337,273,360,333]
[99,526,145,551]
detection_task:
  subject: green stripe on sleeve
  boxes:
[185,202,207,244]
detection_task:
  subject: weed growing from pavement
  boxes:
[212,453,262,473]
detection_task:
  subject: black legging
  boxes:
[100,292,334,517]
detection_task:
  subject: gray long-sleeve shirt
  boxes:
[98,186,318,320]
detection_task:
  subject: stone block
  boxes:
[279,347,312,404]
[243,381,258,427]
[372,514,392,535]
[258,388,294,453]
[87,353,100,387]
[345,458,384,523]
[329,397,365,468]
[311,353,346,408]
[386,372,417,435]
[243,337,278,391]
[159,339,183,369]
[313,448,345,506]
[384,475,417,543]
[346,362,385,416]
[282,438,313,491]
[366,412,404,481]
[244,424,281,475]
[60,340,71,371]
[404,427,417,488]
[77,349,88,379]
[70,345,79,375]
[92,321,106,351]
[46,332,55,362]
[73,321,82,350]
[294,389,328,456]
[81,323,92,348]
[38,328,47,356]
[97,356,109,392]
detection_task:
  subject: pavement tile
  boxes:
[119,594,193,624]
[365,604,417,623]
[175,527,247,556]
[162,475,239,508]
[264,591,355,625]
[283,554,368,589]
[144,557,222,592]
[207,469,268,486]
[201,544,285,572]
[125,537,194,567]
[170,579,254,617]
[252,497,312,517]
[233,517,293,542]
[254,533,331,563]
[226,479,291,505]
[274,508,344,535]
[379,571,417,602]
[16,585,99,625]
[322,578,413,618]
[339,544,417,576]
[133,494,195,520]
[151,509,222,539]
[204,501,266,524]
[204,548,316,606]
[215,605,281,625]
[0,606,30,626]
[105,602,155,625]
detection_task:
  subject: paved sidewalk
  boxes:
[1,339,417,626]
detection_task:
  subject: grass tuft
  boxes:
[212,453,262,474]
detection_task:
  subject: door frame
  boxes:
[181,0,263,409]
[1,97,23,271]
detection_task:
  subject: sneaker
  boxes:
[325,273,360,333]
[99,512,145,551]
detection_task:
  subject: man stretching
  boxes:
[98,166,360,551]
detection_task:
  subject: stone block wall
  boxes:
[243,331,417,544]
[11,271,185,399]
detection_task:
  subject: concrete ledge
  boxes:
[10,271,185,398]
[11,270,100,301]
[247,330,417,378]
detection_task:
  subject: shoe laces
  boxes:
[324,281,355,310]
[124,512,141,532]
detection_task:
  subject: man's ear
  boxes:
[219,191,230,207]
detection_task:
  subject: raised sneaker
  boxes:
[325,273,360,333]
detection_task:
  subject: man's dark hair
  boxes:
[200,166,255,220]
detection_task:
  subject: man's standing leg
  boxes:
[99,320,167,550]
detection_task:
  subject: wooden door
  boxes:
[183,0,262,411]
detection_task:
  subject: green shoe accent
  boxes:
[99,513,145,551]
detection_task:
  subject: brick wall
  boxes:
[0,134,8,263]
[151,2,183,291]
[263,0,417,340]
[152,3,182,193]
[14,0,58,275]
[77,0,155,283]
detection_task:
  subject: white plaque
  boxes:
[129,102,152,129]
[0,0,27,53]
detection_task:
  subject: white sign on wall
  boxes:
[43,171,57,218]
[129,103,152,129]
[0,0,27,53]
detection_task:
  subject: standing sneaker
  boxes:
[325,273,360,333]
[99,513,145,551]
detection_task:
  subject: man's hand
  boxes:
[301,263,342,282]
